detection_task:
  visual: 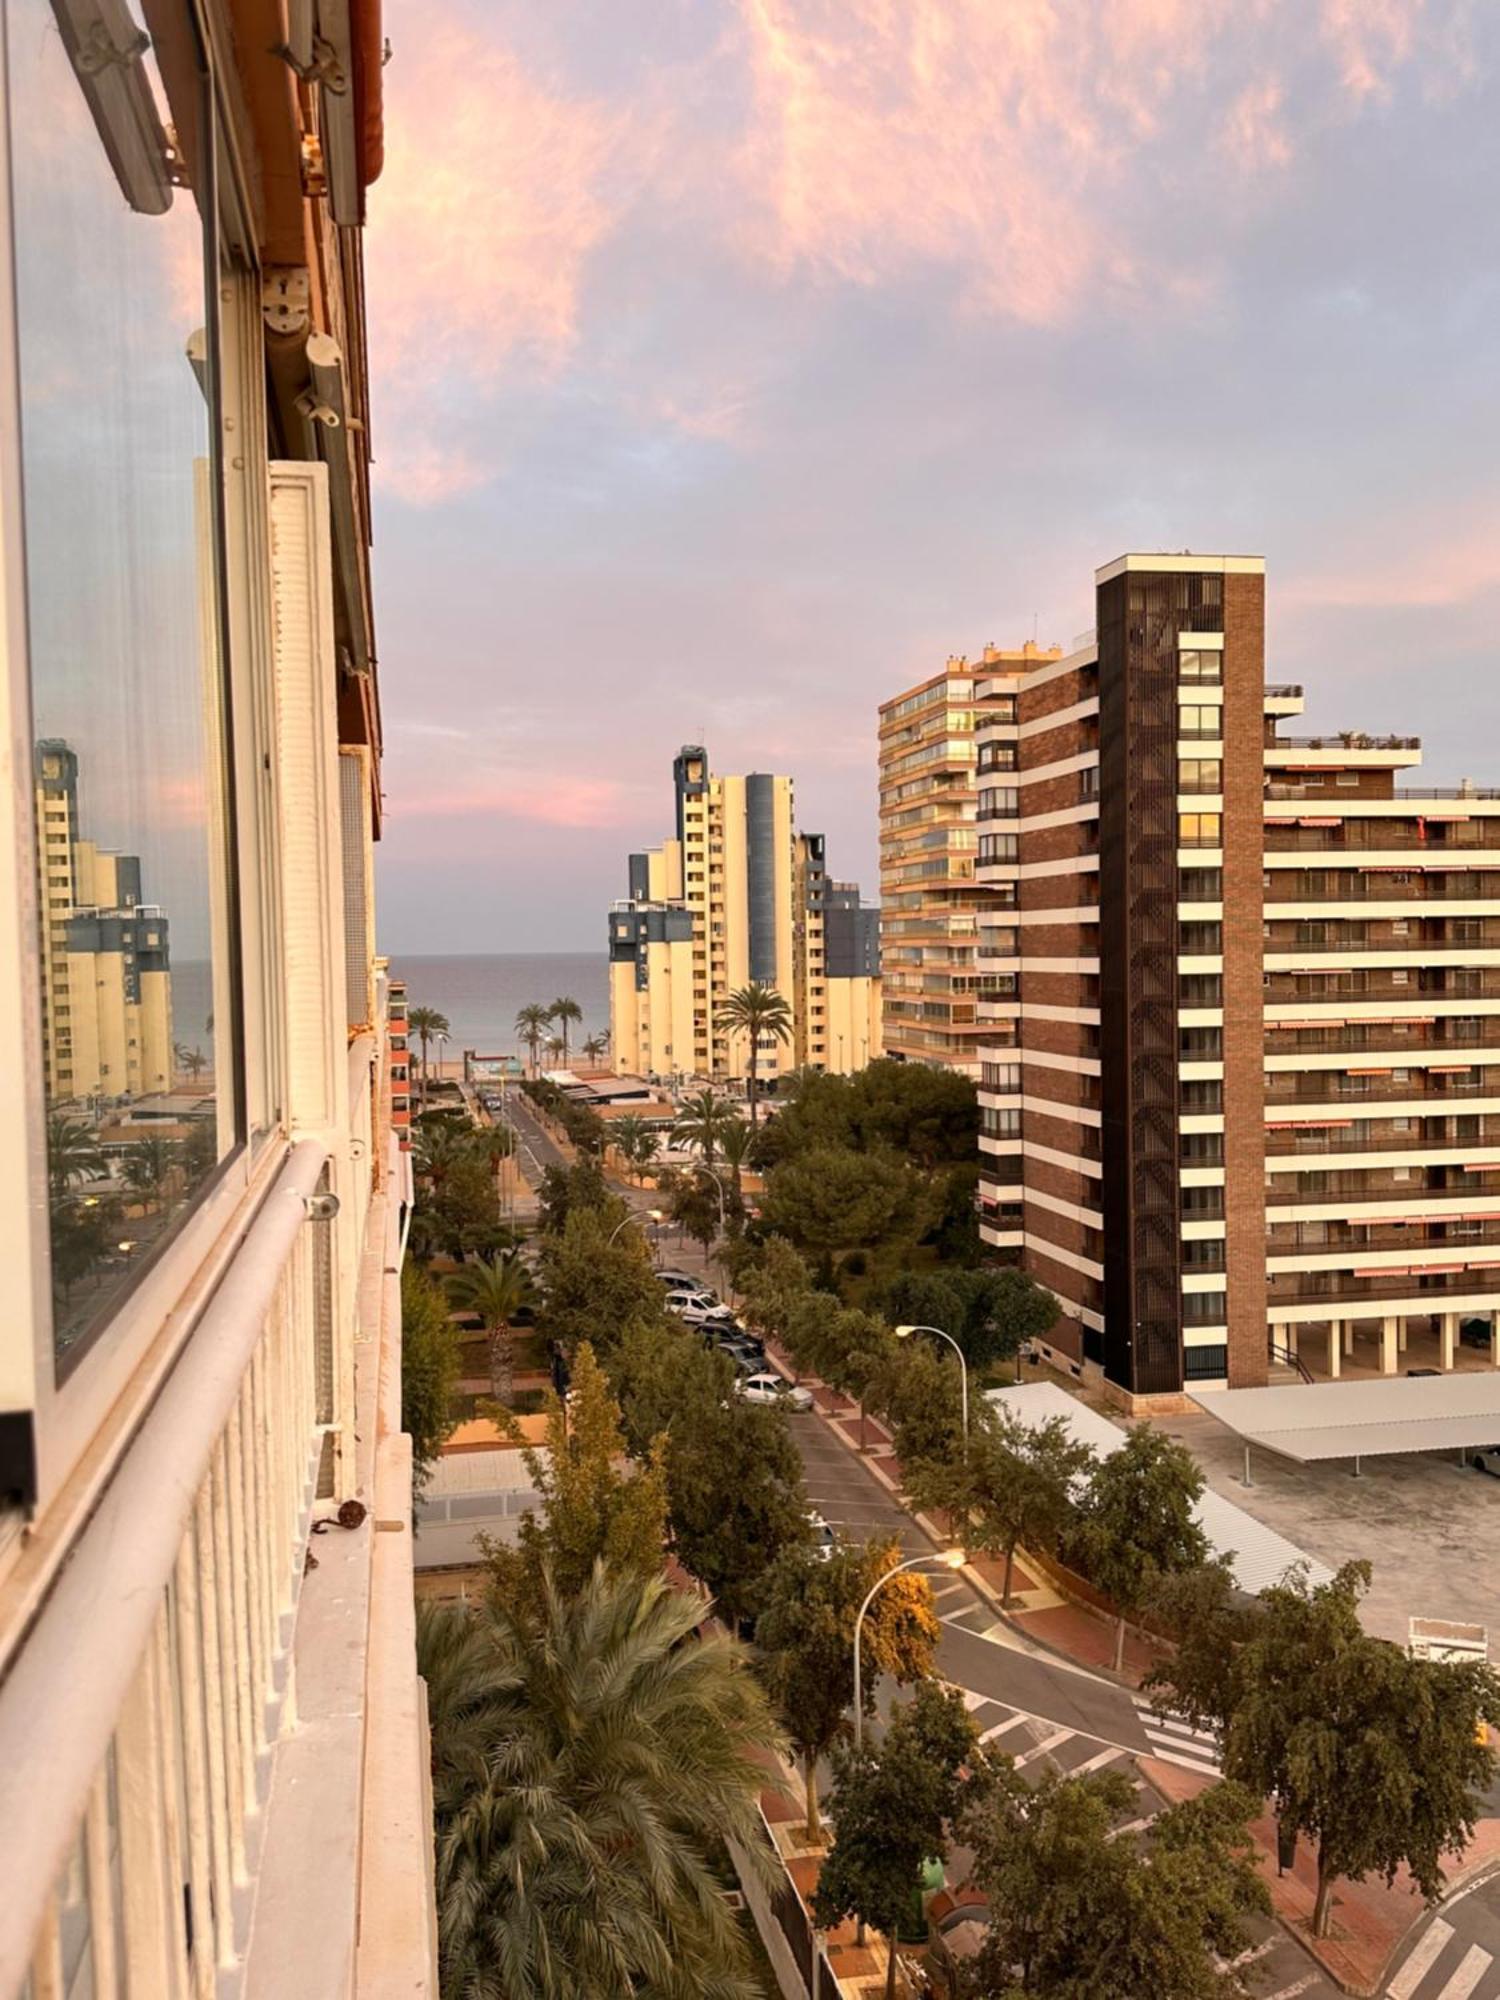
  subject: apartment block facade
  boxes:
[609,746,882,1083]
[0,3,434,1995]
[35,741,175,1104]
[976,553,1500,1408]
[879,647,1060,1072]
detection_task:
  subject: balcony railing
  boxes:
[1265,1122,1500,1158]
[1266,825,1500,853]
[1265,1024,1500,1055]
[1264,684,1305,699]
[1268,1222,1500,1257]
[1265,874,1500,902]
[1266,1178,1500,1209]
[1270,734,1421,752]
[1266,973,1500,1003]
[1268,1268,1500,1306]
[1264,934,1500,954]
[1268,1076,1496,1107]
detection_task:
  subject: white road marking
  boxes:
[1015,1726,1075,1768]
[1387,1920,1454,2000]
[1264,1977,1318,1999]
[1070,1745,1127,1775]
[1432,1946,1492,2000]
[979,1713,1033,1744]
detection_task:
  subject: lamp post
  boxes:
[694,1162,735,1300]
[894,1323,969,1443]
[852,1549,966,1750]
[607,1206,664,1248]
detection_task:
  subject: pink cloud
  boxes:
[1282,512,1500,611]
[392,774,636,830]
[1320,0,1422,101]
[1221,79,1294,173]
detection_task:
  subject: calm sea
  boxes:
[387,952,609,1062]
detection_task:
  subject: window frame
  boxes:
[0,0,287,1511]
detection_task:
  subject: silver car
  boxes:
[737,1371,813,1413]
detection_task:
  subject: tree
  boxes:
[1150,1560,1500,1937]
[663,1382,814,1630]
[420,1564,784,2000]
[514,1001,552,1075]
[801,1305,895,1450]
[581,1030,609,1066]
[445,1251,535,1400]
[715,981,794,1124]
[674,1087,738,1164]
[959,1761,1268,1998]
[756,1061,980,1170]
[906,1406,1096,1606]
[610,1114,651,1182]
[407,1005,449,1099]
[535,1154,613,1234]
[122,1134,177,1211]
[814,1683,977,1998]
[46,1112,104,1199]
[537,1203,667,1357]
[880,1267,1059,1373]
[757,1537,942,1841]
[870,1338,964,1472]
[548,995,583,1068]
[739,1234,813,1345]
[1068,1425,1210,1670]
[716,1115,757,1202]
[483,1343,667,1619]
[401,1263,460,1502]
[759,1146,925,1262]
[607,1315,733,1462]
[660,1164,725,1256]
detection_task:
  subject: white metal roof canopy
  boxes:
[1187,1374,1500,1465]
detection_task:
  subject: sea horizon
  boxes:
[388,949,609,1063]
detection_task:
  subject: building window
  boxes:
[1178,704,1222,740]
[1179,813,1222,848]
[10,0,238,1371]
[1178,651,1223,685]
[1179,760,1223,795]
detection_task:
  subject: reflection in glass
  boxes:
[8,0,233,1366]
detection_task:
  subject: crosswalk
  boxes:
[957,1687,1150,1797]
[1387,1919,1500,1999]
[1131,1696,1223,1777]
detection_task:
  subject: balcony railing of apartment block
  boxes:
[1266,1177,1500,1209]
[1268,1221,1500,1257]
[1265,1024,1500,1056]
[1270,734,1422,752]
[1265,826,1500,853]
[1268,1075,1496,1107]
[1266,875,1500,902]
[1268,1269,1500,1306]
[1266,972,1500,1003]
[1265,932,1500,953]
[1264,684,1305,699]
[1264,1120,1500,1157]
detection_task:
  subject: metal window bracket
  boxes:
[262,268,311,338]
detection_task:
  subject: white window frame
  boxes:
[0,34,287,1516]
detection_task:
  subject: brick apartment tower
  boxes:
[977,550,1500,1407]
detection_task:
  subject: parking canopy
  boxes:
[1187,1374,1500,1466]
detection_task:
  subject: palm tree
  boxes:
[408,1006,449,1101]
[419,1564,784,2000]
[549,995,583,1068]
[515,1003,552,1076]
[46,1112,105,1200]
[445,1251,534,1401]
[581,1031,609,1067]
[714,981,793,1125]
[610,1114,655,1183]
[673,1088,737,1166]
[716,1117,755,1208]
[122,1135,177,1212]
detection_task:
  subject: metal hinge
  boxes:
[263,267,311,337]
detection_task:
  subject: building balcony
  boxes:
[1267,1267,1500,1308]
[1264,1117,1500,1157]
[1268,1220,1500,1257]
[1265,971,1500,1004]
[1267,1072,1499,1108]
[1265,871,1500,904]
[1265,1021,1500,1057]
[1266,1175,1500,1210]
[1265,823,1500,854]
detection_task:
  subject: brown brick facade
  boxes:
[1223,572,1268,1387]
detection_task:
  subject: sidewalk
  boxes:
[778,1341,1500,1997]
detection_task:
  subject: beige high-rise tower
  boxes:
[878,644,1060,1072]
[609,746,881,1084]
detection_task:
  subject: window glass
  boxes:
[9,0,238,1370]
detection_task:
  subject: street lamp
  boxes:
[852,1549,966,1749]
[607,1207,664,1248]
[895,1323,969,1443]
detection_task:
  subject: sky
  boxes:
[368,0,1500,954]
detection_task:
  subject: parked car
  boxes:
[738,1372,814,1413]
[1460,1320,1495,1350]
[808,1510,836,1562]
[1406,1367,1441,1378]
[1472,1447,1500,1478]
[718,1334,768,1370]
[665,1291,722,1327]
[656,1269,704,1293]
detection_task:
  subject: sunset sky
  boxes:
[368,0,1499,953]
